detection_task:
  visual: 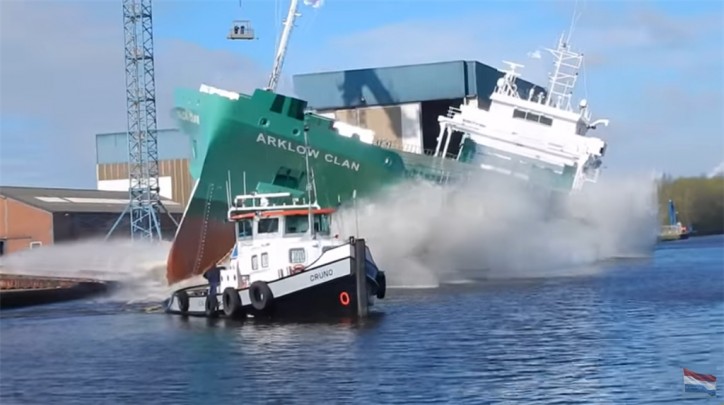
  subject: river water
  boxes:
[1,235,722,404]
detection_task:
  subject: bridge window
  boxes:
[270,95,285,114]
[287,98,306,120]
[258,218,279,234]
[273,167,303,189]
[512,108,553,127]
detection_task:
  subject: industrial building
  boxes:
[0,186,184,256]
[293,60,545,158]
[94,60,544,206]
[95,128,195,207]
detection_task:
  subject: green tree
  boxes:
[657,175,724,235]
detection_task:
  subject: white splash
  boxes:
[332,171,660,288]
[0,171,660,300]
[0,238,203,304]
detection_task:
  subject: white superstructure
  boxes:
[218,192,348,293]
[435,34,610,191]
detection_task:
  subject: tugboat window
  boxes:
[252,255,258,270]
[238,219,253,238]
[285,215,309,234]
[258,218,279,234]
[289,248,305,264]
[284,214,331,235]
[314,214,331,235]
[261,253,269,268]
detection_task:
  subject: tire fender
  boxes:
[176,290,190,313]
[375,272,386,299]
[248,281,274,312]
[222,287,244,318]
[205,294,219,318]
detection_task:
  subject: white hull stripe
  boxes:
[168,256,354,312]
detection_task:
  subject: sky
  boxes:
[0,0,722,188]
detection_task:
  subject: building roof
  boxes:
[0,186,185,214]
[292,60,545,110]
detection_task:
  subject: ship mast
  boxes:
[266,0,301,92]
[544,34,583,112]
[544,1,584,112]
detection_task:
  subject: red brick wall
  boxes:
[0,196,53,256]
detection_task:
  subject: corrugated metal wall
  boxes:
[96,159,194,207]
[53,212,181,242]
[466,61,546,106]
[96,128,191,165]
[293,61,545,111]
[294,61,469,110]
[333,105,402,143]
[327,103,424,152]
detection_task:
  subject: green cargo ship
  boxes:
[167,87,472,284]
[165,1,610,284]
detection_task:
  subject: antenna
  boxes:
[353,189,359,238]
[226,170,232,211]
[566,0,583,45]
[243,171,247,195]
[302,124,315,238]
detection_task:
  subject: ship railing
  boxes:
[373,138,457,160]
[226,202,322,222]
[447,106,462,118]
[233,192,292,206]
[230,192,319,212]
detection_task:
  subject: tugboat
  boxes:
[165,123,387,319]
[164,190,386,319]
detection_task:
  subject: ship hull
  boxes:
[167,88,421,284]
[167,87,576,284]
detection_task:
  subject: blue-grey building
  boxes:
[293,60,544,156]
[95,129,194,206]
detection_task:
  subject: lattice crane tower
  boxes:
[106,0,167,242]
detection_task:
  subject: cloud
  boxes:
[571,4,723,71]
[0,1,269,188]
[709,161,724,178]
